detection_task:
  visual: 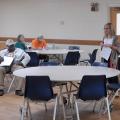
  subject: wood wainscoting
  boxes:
[0,36,101,49]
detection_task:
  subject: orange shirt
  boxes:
[32,39,47,49]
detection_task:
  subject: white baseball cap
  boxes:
[6,39,15,46]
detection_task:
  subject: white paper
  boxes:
[101,38,113,61]
[0,56,14,66]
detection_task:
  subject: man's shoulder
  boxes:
[32,39,37,42]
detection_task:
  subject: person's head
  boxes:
[17,34,25,42]
[6,39,15,52]
[104,23,115,37]
[37,35,44,41]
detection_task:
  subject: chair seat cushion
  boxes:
[107,83,120,91]
[40,61,60,66]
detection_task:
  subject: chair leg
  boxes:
[93,101,97,112]
[109,89,120,105]
[27,100,32,120]
[75,98,80,120]
[53,97,58,120]
[65,84,70,106]
[44,103,48,112]
[60,94,66,120]
[106,97,111,120]
[103,89,120,114]
[7,76,15,93]
[20,99,26,120]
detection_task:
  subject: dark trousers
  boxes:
[39,54,49,62]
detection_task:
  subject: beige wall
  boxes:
[0,0,119,40]
[0,0,120,61]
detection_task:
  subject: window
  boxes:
[116,13,120,35]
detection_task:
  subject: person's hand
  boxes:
[0,56,4,64]
[103,44,112,48]
[14,61,24,67]
[100,42,104,47]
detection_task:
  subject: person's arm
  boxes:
[42,40,47,48]
[100,37,105,50]
[113,37,120,53]
[0,49,6,63]
[14,49,31,67]
[21,52,31,67]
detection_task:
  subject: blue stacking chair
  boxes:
[74,75,111,120]
[64,51,80,65]
[92,62,108,67]
[106,58,120,109]
[20,76,58,120]
[39,61,60,66]
[26,52,39,67]
[63,51,81,104]
[68,46,80,50]
[8,52,40,92]
[92,61,120,112]
[80,49,98,65]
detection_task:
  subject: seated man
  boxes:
[32,35,49,62]
[0,39,30,96]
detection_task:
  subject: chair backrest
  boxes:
[77,75,107,101]
[117,57,120,70]
[92,62,108,67]
[25,76,54,101]
[89,49,98,65]
[92,62,119,84]
[68,46,80,50]
[64,51,80,65]
[108,76,119,84]
[26,52,39,67]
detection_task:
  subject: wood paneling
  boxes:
[0,41,6,50]
[0,37,101,45]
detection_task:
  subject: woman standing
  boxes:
[101,23,120,68]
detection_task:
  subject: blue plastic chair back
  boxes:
[64,51,80,65]
[25,76,54,101]
[68,46,80,50]
[77,75,107,101]
[91,62,118,84]
[27,52,39,67]
[92,62,108,67]
[89,49,98,65]
[117,57,120,70]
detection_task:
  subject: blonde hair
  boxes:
[104,22,115,38]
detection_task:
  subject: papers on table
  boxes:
[101,38,113,61]
[0,56,14,66]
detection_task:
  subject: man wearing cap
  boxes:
[0,39,30,96]
[32,35,49,62]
